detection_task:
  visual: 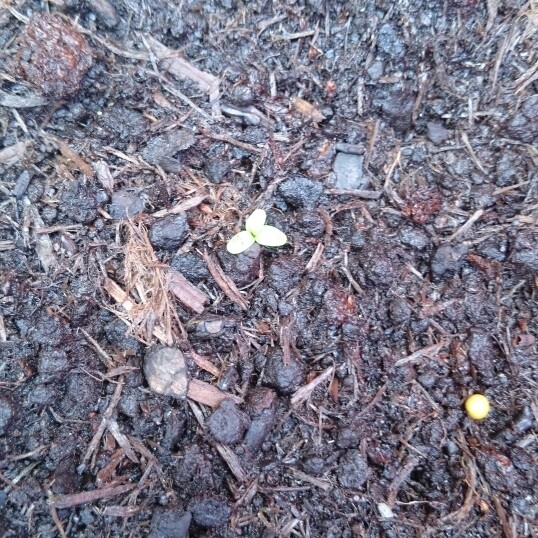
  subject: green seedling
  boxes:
[226,209,287,254]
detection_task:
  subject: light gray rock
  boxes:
[332,152,367,190]
[144,347,189,399]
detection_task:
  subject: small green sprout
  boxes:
[226,209,287,254]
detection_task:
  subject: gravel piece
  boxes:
[144,347,189,399]
[141,129,195,172]
[506,95,538,144]
[205,158,231,183]
[149,508,191,538]
[332,152,367,190]
[264,349,305,394]
[337,449,370,489]
[88,0,120,28]
[38,349,70,382]
[12,170,33,198]
[244,387,277,453]
[398,226,430,250]
[61,181,106,224]
[109,190,145,219]
[381,88,415,133]
[431,243,467,281]
[296,210,325,237]
[189,497,231,528]
[149,213,189,250]
[219,243,261,287]
[510,230,538,272]
[207,399,250,445]
[171,252,210,283]
[426,122,450,145]
[0,396,15,436]
[279,176,324,208]
[468,329,495,383]
[377,23,405,58]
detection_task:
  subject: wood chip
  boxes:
[215,443,248,482]
[394,342,446,366]
[152,194,207,218]
[290,96,325,123]
[167,268,208,314]
[203,251,249,310]
[145,36,220,118]
[191,351,220,377]
[52,484,136,509]
[27,202,57,273]
[94,160,115,192]
[291,469,332,491]
[327,188,382,199]
[106,419,139,464]
[291,366,335,407]
[0,141,30,166]
[187,378,242,408]
[305,242,324,272]
[54,138,94,178]
[0,89,47,108]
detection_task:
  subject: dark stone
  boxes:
[264,349,305,394]
[38,348,70,382]
[59,373,100,419]
[468,329,495,382]
[431,243,467,281]
[144,347,189,399]
[12,170,33,198]
[510,230,538,273]
[279,176,324,208]
[303,456,325,476]
[350,230,367,250]
[171,252,210,283]
[506,95,538,144]
[332,153,367,190]
[205,158,231,184]
[149,508,191,538]
[230,85,254,106]
[219,243,261,287]
[61,181,105,224]
[141,129,195,172]
[243,387,277,452]
[189,497,231,528]
[27,384,56,406]
[104,317,141,353]
[495,153,518,187]
[381,89,415,132]
[337,450,370,489]
[295,210,325,238]
[266,256,303,290]
[477,236,508,262]
[99,107,147,142]
[389,297,412,324]
[149,213,189,250]
[208,399,250,445]
[377,23,405,58]
[427,122,450,145]
[109,190,145,219]
[367,60,384,80]
[399,227,430,250]
[0,396,15,436]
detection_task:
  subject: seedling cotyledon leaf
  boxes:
[227,209,287,254]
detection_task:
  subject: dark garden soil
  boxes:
[1,0,537,536]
